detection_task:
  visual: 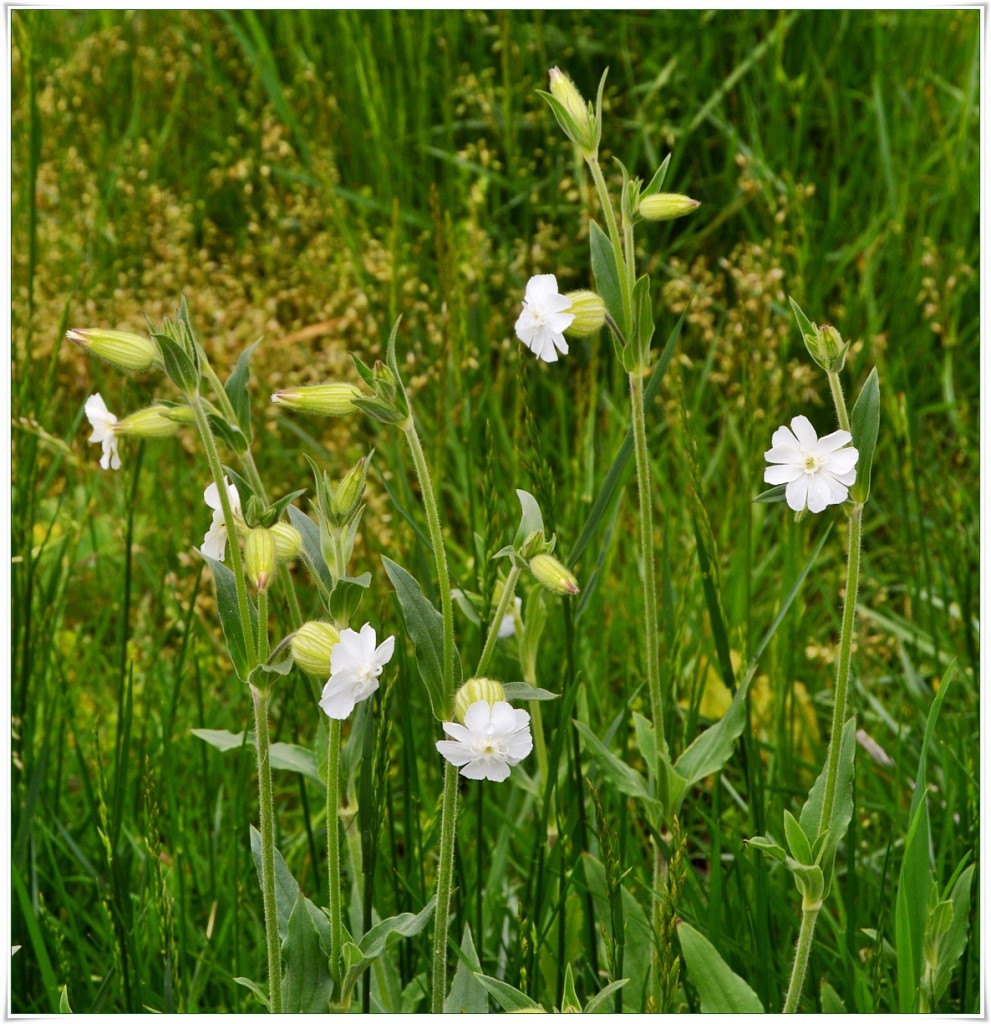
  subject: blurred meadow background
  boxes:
[10,8,980,1014]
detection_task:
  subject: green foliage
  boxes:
[677,921,765,1013]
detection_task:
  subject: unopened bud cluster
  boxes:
[805,323,850,374]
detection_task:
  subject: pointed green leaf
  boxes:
[153,330,199,392]
[445,925,488,1013]
[382,556,462,719]
[753,484,788,504]
[280,892,334,1013]
[641,154,672,198]
[931,862,975,1003]
[286,504,333,596]
[590,219,626,338]
[674,672,753,791]
[632,273,655,361]
[849,367,880,504]
[583,978,630,1013]
[224,337,262,436]
[234,976,269,1010]
[513,489,545,547]
[561,963,582,1013]
[788,295,818,342]
[677,921,764,1013]
[502,682,558,703]
[745,836,787,863]
[573,720,652,804]
[201,554,256,681]
[819,980,847,1014]
[472,973,543,1013]
[783,809,813,865]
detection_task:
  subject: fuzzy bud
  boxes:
[331,455,371,521]
[805,323,850,373]
[270,522,303,562]
[291,621,341,677]
[245,527,276,591]
[638,193,701,222]
[271,382,362,417]
[112,405,183,439]
[528,553,580,596]
[548,67,596,153]
[66,328,162,373]
[454,678,507,723]
[563,291,606,338]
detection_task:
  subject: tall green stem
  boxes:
[475,564,521,678]
[586,155,633,330]
[782,906,819,1014]
[628,371,665,755]
[401,418,458,1012]
[251,685,282,1013]
[326,718,344,981]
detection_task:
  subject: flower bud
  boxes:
[331,455,370,521]
[112,405,183,439]
[271,382,362,417]
[291,620,341,677]
[454,678,507,723]
[270,522,303,562]
[528,553,580,596]
[638,193,701,222]
[245,526,276,591]
[804,323,850,373]
[159,405,196,425]
[548,67,596,152]
[563,291,606,338]
[66,328,162,373]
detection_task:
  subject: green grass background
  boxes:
[11,9,980,1013]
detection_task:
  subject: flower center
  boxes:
[802,453,822,474]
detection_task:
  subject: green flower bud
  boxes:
[548,67,596,153]
[159,405,196,425]
[804,323,851,373]
[112,405,183,439]
[563,291,606,338]
[454,678,507,723]
[331,455,371,521]
[638,193,701,222]
[245,526,276,591]
[291,620,341,676]
[270,522,303,562]
[271,382,362,417]
[66,328,162,373]
[528,553,580,597]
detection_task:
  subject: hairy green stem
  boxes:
[475,564,521,678]
[401,417,458,1011]
[827,370,851,433]
[586,155,634,330]
[326,718,344,982]
[628,370,666,754]
[783,906,820,1013]
[251,685,282,1013]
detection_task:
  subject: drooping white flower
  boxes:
[84,393,121,470]
[319,623,395,720]
[764,415,859,514]
[514,274,574,362]
[436,700,533,782]
[201,477,242,561]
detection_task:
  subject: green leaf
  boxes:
[207,412,249,454]
[745,836,787,864]
[224,337,262,436]
[445,925,488,1013]
[201,554,256,681]
[340,899,437,1002]
[632,273,655,362]
[931,861,975,1003]
[583,978,630,1013]
[561,962,581,1012]
[472,973,543,1013]
[513,488,545,547]
[590,219,626,338]
[788,295,818,342]
[267,487,308,523]
[153,330,199,392]
[820,980,847,1013]
[631,711,656,772]
[286,504,333,596]
[753,483,788,504]
[783,809,813,865]
[641,153,672,199]
[677,920,765,1013]
[674,671,753,792]
[382,556,462,719]
[58,984,72,1013]
[502,682,559,702]
[895,666,955,1011]
[280,892,334,1013]
[849,366,880,504]
[234,976,269,1010]
[798,716,857,898]
[573,720,654,806]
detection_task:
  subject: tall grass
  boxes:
[10,9,979,1013]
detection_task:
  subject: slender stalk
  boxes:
[826,370,851,432]
[256,589,269,663]
[401,417,458,1012]
[586,155,633,330]
[475,564,521,678]
[431,763,460,1012]
[782,906,820,1013]
[326,718,344,981]
[251,685,283,1013]
[628,370,665,754]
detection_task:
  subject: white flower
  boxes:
[319,623,395,720]
[498,596,524,639]
[201,477,242,561]
[764,415,859,514]
[84,393,121,470]
[514,274,574,363]
[436,700,533,782]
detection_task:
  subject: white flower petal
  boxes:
[790,415,819,449]
[785,477,809,512]
[435,740,473,766]
[806,476,832,514]
[764,463,803,485]
[770,424,800,450]
[814,429,854,455]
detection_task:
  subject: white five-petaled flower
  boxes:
[514,274,574,363]
[436,700,533,782]
[319,623,395,720]
[764,415,859,514]
[201,477,242,561]
[84,393,121,470]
